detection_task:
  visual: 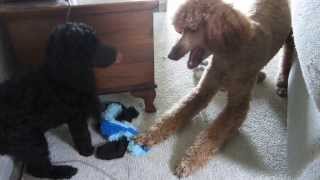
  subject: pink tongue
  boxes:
[188,49,203,69]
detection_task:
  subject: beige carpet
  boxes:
[22,9,289,180]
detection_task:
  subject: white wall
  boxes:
[288,59,320,178]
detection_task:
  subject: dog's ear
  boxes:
[205,4,252,51]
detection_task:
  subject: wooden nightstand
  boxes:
[0,0,158,112]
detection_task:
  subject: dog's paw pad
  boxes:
[276,75,287,88]
[276,87,287,97]
[257,72,266,83]
[175,161,193,178]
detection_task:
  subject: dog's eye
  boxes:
[188,28,197,33]
[184,28,197,34]
[177,29,184,34]
[174,26,184,34]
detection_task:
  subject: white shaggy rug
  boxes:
[22,7,289,180]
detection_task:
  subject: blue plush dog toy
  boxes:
[100,103,149,156]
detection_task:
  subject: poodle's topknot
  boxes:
[137,0,291,177]
[46,22,98,64]
[173,0,253,51]
[173,0,219,33]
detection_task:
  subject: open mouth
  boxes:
[188,48,206,69]
[168,45,209,69]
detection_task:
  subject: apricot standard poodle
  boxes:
[137,0,293,177]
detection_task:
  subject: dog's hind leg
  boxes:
[175,78,255,177]
[136,64,222,147]
[9,130,77,179]
[277,31,295,97]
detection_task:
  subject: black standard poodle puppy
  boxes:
[0,22,120,179]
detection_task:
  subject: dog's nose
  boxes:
[168,51,176,60]
[168,44,188,61]
[168,48,180,60]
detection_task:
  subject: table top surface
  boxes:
[0,0,158,13]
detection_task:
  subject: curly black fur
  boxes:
[0,22,117,179]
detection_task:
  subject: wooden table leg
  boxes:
[131,89,156,113]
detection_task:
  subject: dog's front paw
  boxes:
[77,144,94,156]
[135,133,157,147]
[175,159,193,178]
[50,165,78,179]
